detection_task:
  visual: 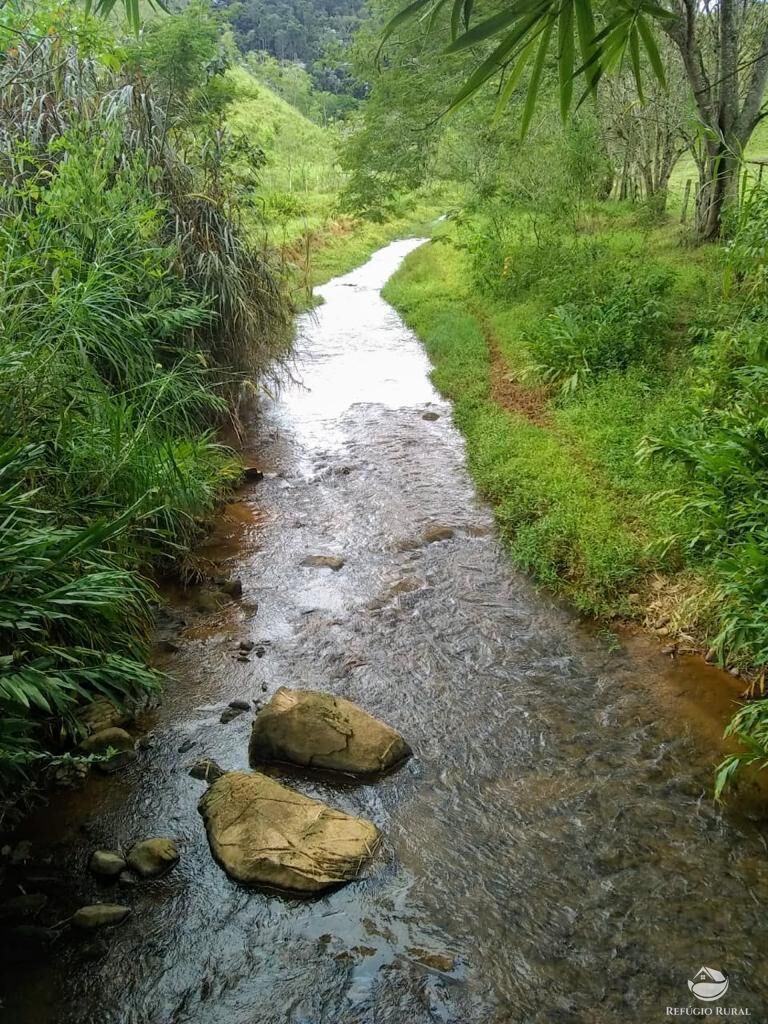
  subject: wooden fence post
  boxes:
[680,178,692,224]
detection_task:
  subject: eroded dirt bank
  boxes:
[3,239,768,1024]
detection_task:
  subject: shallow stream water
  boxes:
[4,239,768,1023]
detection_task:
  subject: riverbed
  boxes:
[4,238,768,1023]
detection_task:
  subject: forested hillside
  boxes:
[228,0,364,64]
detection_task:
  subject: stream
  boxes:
[4,238,768,1023]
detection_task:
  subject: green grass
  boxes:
[383,215,715,618]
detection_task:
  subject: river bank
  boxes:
[2,239,767,1023]
[381,219,741,672]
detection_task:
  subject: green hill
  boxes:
[225,66,344,241]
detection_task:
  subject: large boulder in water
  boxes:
[248,687,411,776]
[198,771,379,893]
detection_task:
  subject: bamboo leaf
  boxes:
[558,0,574,121]
[379,0,438,57]
[521,15,554,138]
[445,0,548,53]
[447,13,542,111]
[637,13,667,88]
[629,23,644,103]
[494,34,537,118]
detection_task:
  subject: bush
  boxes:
[524,261,674,395]
[0,2,290,785]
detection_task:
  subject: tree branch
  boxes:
[737,23,768,141]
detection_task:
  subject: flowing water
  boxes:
[4,238,768,1023]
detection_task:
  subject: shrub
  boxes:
[0,2,290,785]
[524,261,674,395]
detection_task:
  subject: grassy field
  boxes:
[383,212,720,630]
[226,67,343,247]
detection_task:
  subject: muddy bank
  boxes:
[2,239,767,1024]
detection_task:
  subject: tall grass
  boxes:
[0,1,291,785]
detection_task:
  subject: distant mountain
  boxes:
[224,0,366,66]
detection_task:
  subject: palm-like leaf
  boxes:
[384,0,673,133]
[85,0,169,32]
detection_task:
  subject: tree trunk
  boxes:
[664,1,768,241]
[695,141,738,241]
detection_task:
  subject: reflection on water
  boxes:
[4,239,768,1023]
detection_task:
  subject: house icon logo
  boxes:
[688,967,730,1002]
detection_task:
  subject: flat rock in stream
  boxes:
[300,554,345,571]
[72,904,131,930]
[422,525,455,544]
[249,687,411,775]
[198,771,379,892]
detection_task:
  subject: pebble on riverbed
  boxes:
[72,905,131,930]
[126,838,179,879]
[188,759,225,782]
[89,850,127,879]
[300,554,346,570]
[422,525,454,544]
[220,706,246,724]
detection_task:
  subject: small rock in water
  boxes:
[300,554,345,571]
[421,411,440,421]
[422,525,454,544]
[261,682,268,692]
[79,728,133,755]
[78,937,109,962]
[177,738,196,754]
[229,699,251,711]
[51,760,89,789]
[408,948,456,973]
[242,466,264,482]
[220,578,243,599]
[126,838,179,879]
[89,850,127,879]
[239,640,255,652]
[660,644,677,656]
[220,706,246,724]
[72,904,131,930]
[188,759,225,783]
[118,871,139,887]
